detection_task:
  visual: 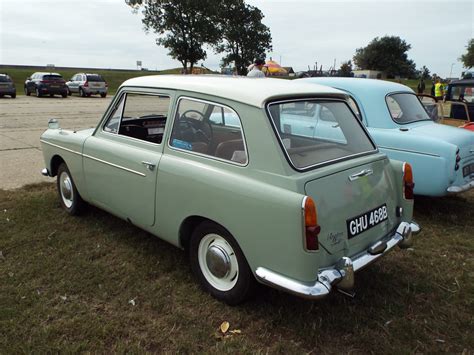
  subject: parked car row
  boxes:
[23,72,108,98]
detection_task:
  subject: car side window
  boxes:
[169,98,248,165]
[104,92,170,144]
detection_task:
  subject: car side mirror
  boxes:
[48,118,60,129]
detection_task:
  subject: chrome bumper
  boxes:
[447,180,474,193]
[255,221,420,300]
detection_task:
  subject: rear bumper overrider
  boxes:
[447,180,474,193]
[255,221,420,300]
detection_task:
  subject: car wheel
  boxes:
[0,94,4,98]
[24,87,30,96]
[67,89,71,96]
[50,94,54,97]
[79,87,85,97]
[100,93,107,98]
[61,92,67,98]
[189,221,256,305]
[36,88,42,97]
[56,163,85,215]
[11,93,16,99]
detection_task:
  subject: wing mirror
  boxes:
[48,118,60,129]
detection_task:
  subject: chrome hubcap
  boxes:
[59,172,74,208]
[206,245,231,279]
[198,234,239,291]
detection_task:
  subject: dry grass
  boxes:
[0,183,473,353]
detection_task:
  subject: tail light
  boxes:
[455,148,461,171]
[402,162,414,200]
[303,196,320,251]
[83,81,89,87]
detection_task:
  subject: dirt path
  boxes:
[0,95,111,189]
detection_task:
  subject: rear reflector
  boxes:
[303,196,320,251]
[403,162,414,200]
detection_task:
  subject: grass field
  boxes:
[1,65,432,96]
[0,183,472,352]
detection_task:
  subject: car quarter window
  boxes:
[103,92,170,145]
[169,97,248,165]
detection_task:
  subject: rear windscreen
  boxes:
[0,76,12,82]
[267,99,376,170]
[43,75,63,81]
[87,75,105,82]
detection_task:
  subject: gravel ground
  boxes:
[0,95,111,189]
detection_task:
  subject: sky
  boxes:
[0,0,472,78]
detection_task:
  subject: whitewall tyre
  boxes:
[190,221,256,305]
[56,163,84,215]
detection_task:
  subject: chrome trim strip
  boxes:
[40,139,82,156]
[40,139,146,177]
[447,180,474,193]
[255,221,419,300]
[82,154,146,177]
[349,168,373,181]
[378,145,441,158]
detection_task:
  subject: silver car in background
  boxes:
[0,73,16,98]
[66,73,108,98]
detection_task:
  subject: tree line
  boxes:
[126,1,474,79]
[126,0,272,75]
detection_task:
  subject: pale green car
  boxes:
[40,75,420,304]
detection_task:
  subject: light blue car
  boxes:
[299,78,474,196]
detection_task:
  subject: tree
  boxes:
[338,60,353,77]
[419,65,430,79]
[128,0,220,73]
[459,38,474,69]
[353,36,416,78]
[214,0,272,75]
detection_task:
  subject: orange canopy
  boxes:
[265,59,287,75]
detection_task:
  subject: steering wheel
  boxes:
[179,109,213,143]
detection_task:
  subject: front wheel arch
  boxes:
[50,155,65,177]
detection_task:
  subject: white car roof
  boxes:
[122,75,347,108]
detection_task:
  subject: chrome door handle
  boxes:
[349,168,373,181]
[141,161,156,171]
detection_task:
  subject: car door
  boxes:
[82,89,173,226]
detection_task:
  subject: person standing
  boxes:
[434,79,444,100]
[247,59,266,78]
[417,78,426,94]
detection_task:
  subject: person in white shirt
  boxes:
[247,59,266,78]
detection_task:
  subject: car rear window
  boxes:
[87,75,105,82]
[43,75,63,80]
[386,93,431,124]
[0,76,12,82]
[267,99,376,170]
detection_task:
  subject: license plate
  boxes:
[50,85,59,88]
[463,163,474,177]
[347,204,388,239]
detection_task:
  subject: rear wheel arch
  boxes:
[179,216,215,252]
